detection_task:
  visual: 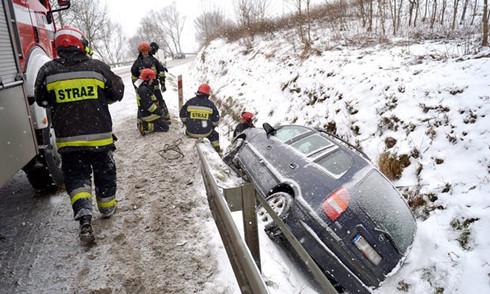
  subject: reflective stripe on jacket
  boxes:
[35,49,124,152]
[137,82,161,122]
[179,95,220,137]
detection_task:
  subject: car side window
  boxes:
[316,149,353,176]
[291,133,334,155]
[274,126,310,142]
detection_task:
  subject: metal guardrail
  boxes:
[197,143,268,294]
[196,143,339,294]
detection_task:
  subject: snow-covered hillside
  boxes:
[190,34,490,293]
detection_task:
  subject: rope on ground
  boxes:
[158,138,184,160]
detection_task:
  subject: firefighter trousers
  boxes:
[61,150,117,220]
[137,117,169,135]
[153,90,170,120]
[186,129,220,152]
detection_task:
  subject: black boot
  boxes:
[79,215,95,243]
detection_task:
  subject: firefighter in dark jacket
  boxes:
[179,83,221,152]
[34,26,124,243]
[233,111,255,138]
[136,68,169,135]
[131,42,169,122]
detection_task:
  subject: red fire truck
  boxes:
[0,0,70,189]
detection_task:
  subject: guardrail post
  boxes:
[177,75,183,110]
[242,183,261,271]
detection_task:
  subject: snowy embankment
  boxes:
[190,36,490,293]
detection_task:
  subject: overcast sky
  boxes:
[100,0,299,52]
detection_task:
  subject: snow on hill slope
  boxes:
[191,36,490,293]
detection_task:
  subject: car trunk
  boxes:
[317,169,417,284]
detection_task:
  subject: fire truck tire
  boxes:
[44,128,64,186]
[23,127,63,191]
[23,153,58,192]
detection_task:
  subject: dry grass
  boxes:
[378,152,410,180]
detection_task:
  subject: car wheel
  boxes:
[257,192,293,242]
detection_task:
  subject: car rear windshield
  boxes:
[274,126,311,142]
[316,150,352,176]
[351,171,416,254]
[291,133,334,155]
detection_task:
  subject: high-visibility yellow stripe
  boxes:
[57,137,113,148]
[187,106,213,114]
[97,198,117,208]
[211,141,220,147]
[148,104,158,112]
[71,191,92,205]
[47,78,104,103]
[186,130,212,138]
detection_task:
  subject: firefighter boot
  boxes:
[137,120,146,136]
[99,203,117,218]
[79,215,95,243]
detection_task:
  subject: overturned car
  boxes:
[224,124,416,293]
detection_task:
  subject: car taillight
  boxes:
[322,187,350,221]
[353,234,382,266]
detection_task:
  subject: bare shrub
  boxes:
[378,152,410,180]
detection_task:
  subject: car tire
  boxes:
[257,192,293,242]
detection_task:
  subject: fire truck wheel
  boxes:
[44,128,64,186]
[23,153,58,192]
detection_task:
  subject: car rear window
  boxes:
[274,126,310,142]
[351,171,416,254]
[291,133,334,155]
[316,150,352,176]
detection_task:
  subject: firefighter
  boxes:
[34,26,124,243]
[136,68,169,135]
[149,41,168,92]
[131,42,170,122]
[179,83,221,153]
[233,111,255,138]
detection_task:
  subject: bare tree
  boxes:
[471,0,479,25]
[408,0,417,26]
[59,0,130,63]
[359,0,367,27]
[440,0,447,25]
[451,0,460,31]
[61,0,107,50]
[152,4,186,55]
[422,0,429,21]
[430,0,438,29]
[484,0,489,46]
[95,22,128,64]
[367,0,374,31]
[378,0,387,34]
[235,0,269,42]
[460,0,470,23]
[194,10,228,47]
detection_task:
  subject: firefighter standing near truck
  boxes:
[131,42,170,123]
[35,26,124,243]
[136,68,169,135]
[179,83,221,153]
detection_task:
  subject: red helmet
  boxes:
[138,42,151,53]
[139,68,156,81]
[197,83,211,95]
[54,26,87,51]
[241,111,254,122]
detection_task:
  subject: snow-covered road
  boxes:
[0,59,238,294]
